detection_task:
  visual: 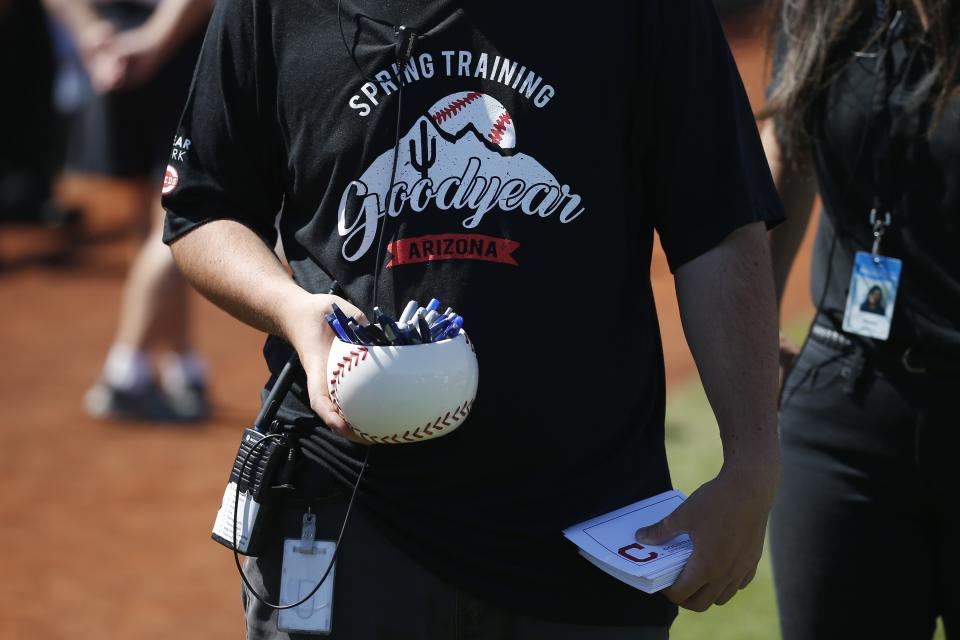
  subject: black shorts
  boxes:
[67,2,204,180]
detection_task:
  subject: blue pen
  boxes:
[441,316,464,339]
[331,311,360,343]
[326,314,353,343]
[331,303,357,339]
[425,298,441,314]
[429,312,450,328]
[430,317,451,340]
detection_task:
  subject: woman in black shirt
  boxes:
[763,1,959,638]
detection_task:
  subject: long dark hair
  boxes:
[762,0,960,162]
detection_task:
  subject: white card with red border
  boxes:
[563,490,692,593]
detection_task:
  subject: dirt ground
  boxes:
[0,10,814,639]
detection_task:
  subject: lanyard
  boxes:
[867,6,924,258]
[867,7,904,257]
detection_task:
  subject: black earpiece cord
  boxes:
[232,437,371,610]
[230,1,422,611]
[336,0,420,315]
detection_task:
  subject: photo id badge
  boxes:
[842,251,902,341]
[278,513,336,635]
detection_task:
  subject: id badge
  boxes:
[278,513,336,635]
[842,251,902,341]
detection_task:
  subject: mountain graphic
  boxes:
[352,114,560,196]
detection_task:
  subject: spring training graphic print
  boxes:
[337,91,586,267]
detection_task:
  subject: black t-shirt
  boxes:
[783,11,960,354]
[163,0,782,626]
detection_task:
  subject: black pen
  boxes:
[331,303,361,343]
[348,319,374,345]
[379,312,407,345]
[402,324,422,344]
[363,321,391,346]
[416,310,432,344]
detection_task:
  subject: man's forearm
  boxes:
[169,220,310,342]
[675,222,780,473]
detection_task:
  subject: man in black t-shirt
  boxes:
[163,0,784,636]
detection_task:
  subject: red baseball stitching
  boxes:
[348,399,474,445]
[488,112,513,145]
[431,92,483,125]
[329,346,367,412]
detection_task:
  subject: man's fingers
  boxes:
[635,515,682,545]
[661,559,706,605]
[739,567,757,590]
[311,395,358,440]
[677,583,722,613]
[715,580,740,606]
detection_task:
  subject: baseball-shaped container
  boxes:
[327,332,479,444]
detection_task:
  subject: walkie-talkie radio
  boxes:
[210,353,302,556]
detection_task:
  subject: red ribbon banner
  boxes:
[386,233,520,268]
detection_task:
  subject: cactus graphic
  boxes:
[409,120,437,179]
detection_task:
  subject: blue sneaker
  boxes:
[83,380,181,422]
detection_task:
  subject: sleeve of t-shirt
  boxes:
[161,0,283,247]
[641,0,784,273]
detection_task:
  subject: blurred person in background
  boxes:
[0,0,72,226]
[762,0,959,638]
[44,0,213,421]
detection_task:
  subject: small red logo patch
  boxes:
[162,165,179,195]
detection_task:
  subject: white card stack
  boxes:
[563,490,692,594]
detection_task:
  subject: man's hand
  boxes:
[282,293,368,443]
[635,462,777,611]
[169,220,370,442]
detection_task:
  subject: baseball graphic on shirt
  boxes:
[428,91,516,149]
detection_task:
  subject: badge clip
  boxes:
[296,509,318,554]
[869,208,892,260]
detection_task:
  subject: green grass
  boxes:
[663,321,947,639]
